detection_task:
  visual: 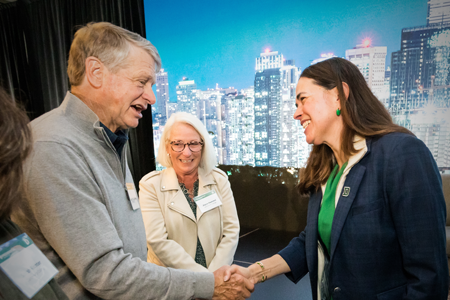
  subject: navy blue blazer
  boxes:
[279,133,448,300]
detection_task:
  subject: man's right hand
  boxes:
[212,266,254,300]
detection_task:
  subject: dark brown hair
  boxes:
[0,87,32,221]
[298,57,412,194]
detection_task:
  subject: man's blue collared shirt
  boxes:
[100,123,129,160]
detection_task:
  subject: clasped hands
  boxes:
[210,264,256,300]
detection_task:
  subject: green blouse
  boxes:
[318,162,348,254]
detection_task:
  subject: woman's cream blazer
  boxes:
[139,167,240,272]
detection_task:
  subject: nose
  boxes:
[293,103,303,120]
[182,145,192,155]
[143,85,156,106]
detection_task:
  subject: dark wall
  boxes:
[0,0,156,182]
[218,165,309,233]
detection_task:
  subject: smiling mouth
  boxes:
[181,159,193,163]
[131,104,145,113]
[302,120,311,129]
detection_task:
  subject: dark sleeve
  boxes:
[385,135,448,299]
[278,229,309,283]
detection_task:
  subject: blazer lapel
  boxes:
[161,168,196,222]
[306,191,322,287]
[329,164,366,261]
[196,168,216,221]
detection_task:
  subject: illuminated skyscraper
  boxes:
[155,69,169,124]
[222,88,255,166]
[254,67,281,166]
[255,50,284,72]
[151,106,165,169]
[222,94,242,165]
[427,0,450,25]
[311,53,337,65]
[346,40,387,100]
[240,87,256,166]
[408,108,450,169]
[280,63,303,168]
[197,89,224,163]
[167,102,177,119]
[390,22,450,115]
[379,66,391,108]
[176,78,198,116]
[389,7,450,169]
[254,51,304,167]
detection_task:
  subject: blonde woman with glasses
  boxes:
[139,112,240,272]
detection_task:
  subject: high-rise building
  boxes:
[379,66,391,108]
[197,89,224,163]
[389,2,450,169]
[389,22,450,115]
[155,69,169,124]
[167,102,177,119]
[240,87,256,166]
[409,108,450,168]
[427,0,450,25]
[254,51,307,167]
[311,53,337,65]
[221,88,255,166]
[255,50,284,72]
[346,40,387,100]
[176,78,198,116]
[254,68,281,167]
[151,106,165,169]
[222,94,242,165]
[280,64,303,168]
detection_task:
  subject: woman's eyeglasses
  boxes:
[170,141,203,152]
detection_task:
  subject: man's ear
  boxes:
[342,82,350,100]
[85,57,103,88]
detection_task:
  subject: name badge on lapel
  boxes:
[0,233,59,299]
[342,187,351,197]
[126,183,140,210]
[194,190,222,213]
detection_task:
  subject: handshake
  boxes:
[206,255,290,300]
[209,264,255,300]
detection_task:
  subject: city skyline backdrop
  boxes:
[144,0,450,170]
[144,0,427,100]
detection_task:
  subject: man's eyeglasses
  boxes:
[170,141,204,152]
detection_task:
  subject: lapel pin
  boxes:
[342,187,350,197]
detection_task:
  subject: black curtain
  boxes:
[0,0,156,183]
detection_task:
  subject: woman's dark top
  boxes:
[179,180,208,268]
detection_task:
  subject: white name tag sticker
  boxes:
[0,233,58,299]
[194,190,222,213]
[126,183,140,210]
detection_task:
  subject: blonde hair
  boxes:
[68,22,161,86]
[157,112,217,175]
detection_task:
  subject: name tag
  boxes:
[126,183,140,210]
[0,233,58,299]
[194,190,222,213]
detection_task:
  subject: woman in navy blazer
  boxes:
[225,58,448,299]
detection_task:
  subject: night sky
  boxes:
[144,0,427,102]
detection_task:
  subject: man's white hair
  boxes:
[68,22,161,86]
